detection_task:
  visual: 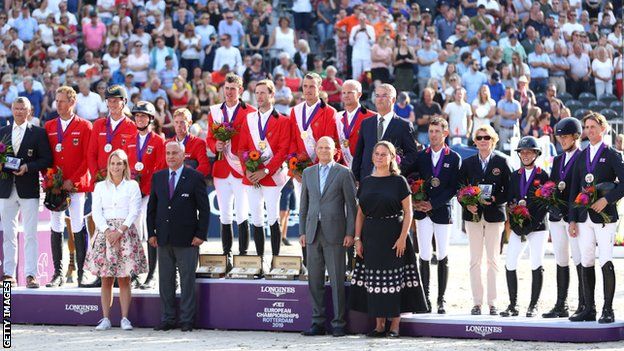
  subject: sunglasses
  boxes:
[475,135,492,141]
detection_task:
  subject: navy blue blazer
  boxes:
[457,151,512,223]
[0,123,52,199]
[405,146,461,224]
[549,149,581,222]
[568,144,624,224]
[351,114,418,181]
[147,166,210,247]
[508,167,550,235]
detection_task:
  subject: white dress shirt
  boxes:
[60,116,74,132]
[138,133,147,149]
[92,178,142,232]
[479,152,492,171]
[169,165,184,189]
[12,121,29,154]
[589,141,602,162]
[564,148,578,166]
[109,116,123,131]
[524,167,534,181]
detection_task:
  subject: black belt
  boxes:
[366,212,403,220]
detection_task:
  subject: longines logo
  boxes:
[260,286,295,297]
[465,325,503,337]
[65,304,99,315]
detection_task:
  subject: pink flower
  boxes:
[579,193,590,206]
[0,143,6,153]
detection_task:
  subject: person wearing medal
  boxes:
[127,101,166,289]
[238,79,291,267]
[404,117,461,314]
[86,84,137,288]
[457,125,511,316]
[568,112,624,324]
[336,79,376,169]
[542,117,583,319]
[44,86,93,288]
[206,73,256,265]
[500,136,550,318]
[170,108,211,177]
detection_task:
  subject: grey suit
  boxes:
[299,162,357,329]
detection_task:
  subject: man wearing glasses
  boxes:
[217,11,244,47]
[213,34,242,73]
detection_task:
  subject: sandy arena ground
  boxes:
[11,238,624,350]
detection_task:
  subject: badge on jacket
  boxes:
[27,149,33,157]
[147,146,153,154]
[492,168,501,176]
[73,138,79,146]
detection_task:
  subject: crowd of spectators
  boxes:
[0,0,621,151]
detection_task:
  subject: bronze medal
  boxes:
[518,199,527,207]
[259,140,267,150]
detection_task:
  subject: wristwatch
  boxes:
[354,237,361,241]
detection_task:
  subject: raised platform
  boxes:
[11,279,624,342]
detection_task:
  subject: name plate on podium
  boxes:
[265,256,302,280]
[3,156,21,171]
[196,254,228,278]
[227,255,262,279]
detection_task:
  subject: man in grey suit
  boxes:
[299,136,357,337]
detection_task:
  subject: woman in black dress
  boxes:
[351,141,428,338]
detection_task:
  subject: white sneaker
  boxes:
[95,318,111,331]
[120,317,133,330]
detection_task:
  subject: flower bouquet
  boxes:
[0,136,14,179]
[42,167,73,212]
[532,180,566,218]
[509,204,531,242]
[242,150,268,188]
[287,153,312,177]
[211,121,237,160]
[409,178,427,201]
[95,169,107,183]
[574,185,611,223]
[458,185,482,222]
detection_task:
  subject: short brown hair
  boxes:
[56,85,77,101]
[582,111,608,129]
[429,116,449,131]
[255,79,275,94]
[304,72,322,87]
[224,73,243,87]
[173,108,193,124]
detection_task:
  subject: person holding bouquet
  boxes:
[126,101,166,289]
[500,136,550,318]
[403,117,461,314]
[44,86,93,288]
[238,79,291,266]
[206,73,256,265]
[568,112,624,324]
[542,117,583,319]
[457,125,511,316]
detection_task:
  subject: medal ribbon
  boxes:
[257,111,271,140]
[106,117,123,145]
[56,117,73,145]
[221,102,240,124]
[559,149,580,181]
[519,168,537,199]
[302,102,321,131]
[136,133,152,163]
[585,143,606,175]
[180,135,189,146]
[342,108,360,140]
[431,146,448,178]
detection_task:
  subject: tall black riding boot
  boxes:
[46,230,65,287]
[252,225,265,257]
[221,223,233,270]
[500,269,519,317]
[598,262,615,324]
[543,265,570,318]
[526,266,544,317]
[419,258,431,312]
[75,229,100,288]
[437,257,448,314]
[570,264,585,318]
[140,244,157,289]
[238,220,250,255]
[269,222,281,257]
[569,265,596,322]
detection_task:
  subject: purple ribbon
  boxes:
[257,111,270,140]
[136,133,152,163]
[168,170,176,199]
[559,149,580,181]
[585,142,606,175]
[221,102,240,124]
[431,146,448,178]
[302,102,321,131]
[106,117,123,145]
[180,135,189,146]
[56,117,72,145]
[519,168,537,199]
[342,108,360,139]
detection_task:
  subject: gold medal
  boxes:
[558,181,566,191]
[431,177,440,187]
[342,139,349,148]
[518,199,527,207]
[301,131,308,139]
[259,140,267,150]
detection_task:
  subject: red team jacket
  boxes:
[168,134,211,177]
[336,105,376,156]
[206,101,256,179]
[44,115,93,193]
[127,131,166,196]
[238,109,291,187]
[87,116,137,189]
[289,99,339,161]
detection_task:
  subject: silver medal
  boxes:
[518,199,527,207]
[558,181,566,191]
[585,173,594,183]
[134,162,144,171]
[55,143,62,152]
[104,143,113,153]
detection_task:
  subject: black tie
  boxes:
[377,116,384,141]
